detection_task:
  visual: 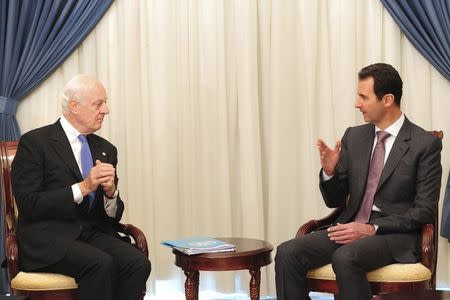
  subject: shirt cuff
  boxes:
[373,224,379,232]
[321,169,333,181]
[104,195,118,218]
[72,183,84,204]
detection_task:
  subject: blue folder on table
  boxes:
[161,237,236,255]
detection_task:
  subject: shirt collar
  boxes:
[60,115,82,143]
[374,113,405,138]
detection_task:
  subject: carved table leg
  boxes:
[193,270,199,299]
[184,269,199,300]
[249,269,261,300]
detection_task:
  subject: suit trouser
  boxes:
[37,226,151,300]
[275,229,396,300]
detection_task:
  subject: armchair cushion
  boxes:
[307,263,431,283]
[11,272,77,291]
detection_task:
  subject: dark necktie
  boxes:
[354,131,391,223]
[78,134,95,207]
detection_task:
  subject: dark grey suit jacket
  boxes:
[320,117,442,262]
[11,120,125,271]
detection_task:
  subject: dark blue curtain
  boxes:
[381,0,450,81]
[0,0,113,293]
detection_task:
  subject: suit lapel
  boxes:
[354,125,375,196]
[377,118,411,190]
[87,135,107,164]
[49,120,83,181]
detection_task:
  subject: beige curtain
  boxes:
[17,0,450,298]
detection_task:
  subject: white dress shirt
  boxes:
[372,113,405,165]
[60,116,118,217]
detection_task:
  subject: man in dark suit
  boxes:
[11,75,151,300]
[275,63,442,300]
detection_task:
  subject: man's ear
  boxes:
[69,100,79,115]
[382,94,395,107]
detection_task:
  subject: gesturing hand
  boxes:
[317,139,341,176]
[327,222,376,244]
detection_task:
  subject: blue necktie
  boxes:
[78,135,95,207]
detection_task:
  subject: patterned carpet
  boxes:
[146,292,334,299]
[262,293,333,300]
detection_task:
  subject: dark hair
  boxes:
[358,63,403,106]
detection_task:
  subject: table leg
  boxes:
[183,269,199,300]
[249,269,261,300]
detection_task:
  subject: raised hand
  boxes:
[316,139,341,176]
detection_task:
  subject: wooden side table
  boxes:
[172,237,273,300]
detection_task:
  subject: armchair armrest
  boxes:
[4,205,19,281]
[420,223,434,270]
[117,223,149,258]
[296,206,344,238]
[5,231,19,281]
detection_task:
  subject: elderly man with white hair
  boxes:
[11,75,151,300]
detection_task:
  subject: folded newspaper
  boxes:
[161,237,236,255]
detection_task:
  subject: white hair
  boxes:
[61,74,100,114]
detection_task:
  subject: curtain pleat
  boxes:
[381,0,450,81]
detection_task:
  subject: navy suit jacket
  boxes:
[320,118,442,262]
[11,120,125,271]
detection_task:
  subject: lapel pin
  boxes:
[102,152,106,156]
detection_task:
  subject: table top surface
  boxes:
[172,237,273,258]
[373,290,450,300]
[172,237,273,271]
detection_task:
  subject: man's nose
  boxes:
[101,104,110,114]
